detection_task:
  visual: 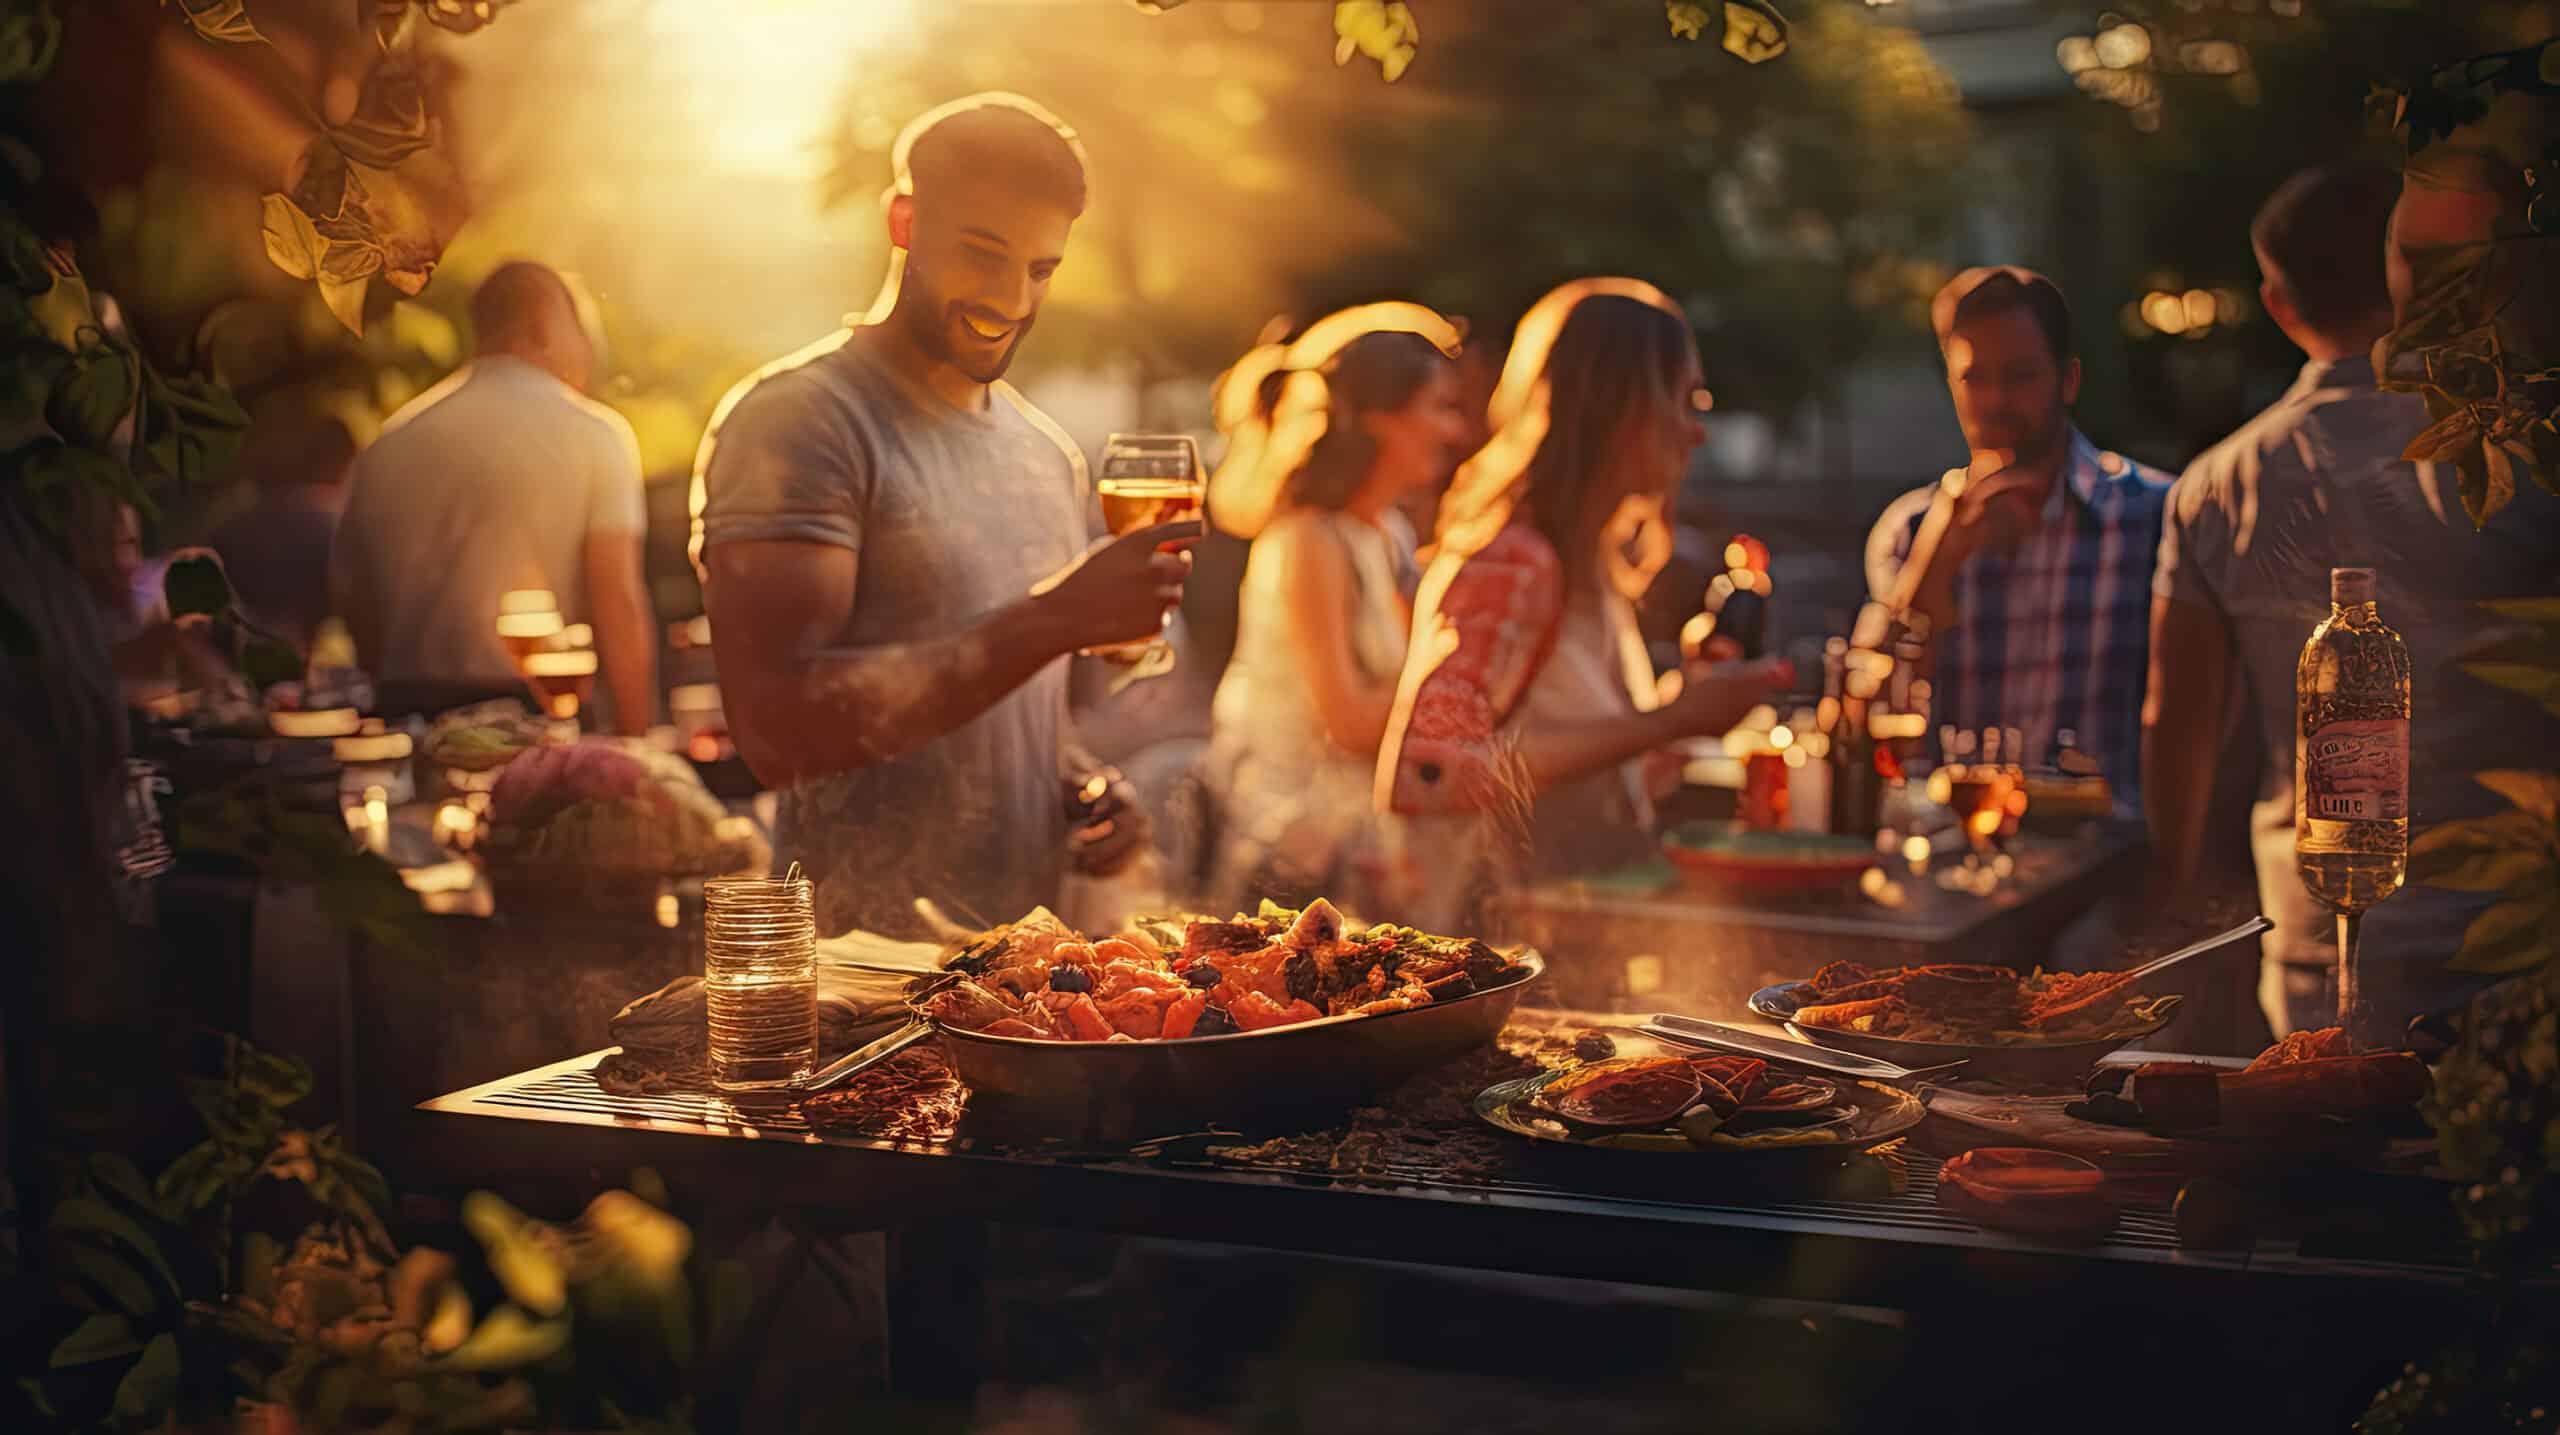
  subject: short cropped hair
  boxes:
[1932,265,2074,363]
[470,261,576,351]
[2251,164,2398,335]
[892,93,1089,217]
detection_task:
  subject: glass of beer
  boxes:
[1930,726,2026,882]
[522,648,598,723]
[1086,433,1206,671]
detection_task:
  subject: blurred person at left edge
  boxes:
[692,92,1189,942]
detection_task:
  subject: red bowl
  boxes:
[1659,823,1875,897]
[1935,1147,2118,1238]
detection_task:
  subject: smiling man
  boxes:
[691,93,1190,939]
[1864,266,2173,817]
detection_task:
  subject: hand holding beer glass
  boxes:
[1085,433,1207,673]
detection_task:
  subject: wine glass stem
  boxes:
[2335,910,2363,1044]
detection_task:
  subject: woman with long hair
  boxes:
[1375,279,1792,926]
[1198,302,1474,913]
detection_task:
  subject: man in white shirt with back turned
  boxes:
[331,261,658,731]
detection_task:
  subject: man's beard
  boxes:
[900,266,1031,384]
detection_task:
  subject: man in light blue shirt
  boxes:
[2145,164,2560,1043]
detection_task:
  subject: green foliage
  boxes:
[2459,597,2560,720]
[1333,1,1418,82]
[2376,236,2560,525]
[153,0,507,333]
[2374,38,2560,522]
[2387,39,2558,158]
[2409,600,2560,977]
[0,0,61,84]
[1324,0,1791,81]
[2410,771,2559,977]
[2357,961,2560,1435]
[0,194,251,628]
[2384,605,2560,1430]
[24,1027,707,1433]
[174,775,441,963]
[1325,0,1967,418]
[2360,1340,2560,1435]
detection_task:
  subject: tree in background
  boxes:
[2045,0,2534,464]
[828,0,1973,435]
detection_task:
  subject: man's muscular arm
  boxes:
[705,524,1193,790]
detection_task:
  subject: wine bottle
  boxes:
[2295,566,2410,1039]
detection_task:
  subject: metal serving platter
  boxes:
[1749,980,2184,1088]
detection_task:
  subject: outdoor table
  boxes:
[1485,823,2145,1013]
[407,1008,2485,1419]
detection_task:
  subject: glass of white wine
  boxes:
[1086,433,1206,673]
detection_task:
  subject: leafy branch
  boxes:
[1148,1,1793,84]
[25,1030,702,1433]
[157,0,513,333]
[2373,37,2560,523]
[2377,236,2560,524]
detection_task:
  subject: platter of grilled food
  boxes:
[1751,959,2184,1086]
[1473,1049,1925,1158]
[812,897,1544,1138]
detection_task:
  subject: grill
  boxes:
[433,1052,2472,1282]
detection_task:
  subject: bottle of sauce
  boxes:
[2295,566,2410,1039]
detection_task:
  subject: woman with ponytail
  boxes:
[1198,303,1474,914]
[1374,279,1794,929]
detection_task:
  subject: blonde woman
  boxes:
[1200,303,1474,915]
[1376,280,1793,927]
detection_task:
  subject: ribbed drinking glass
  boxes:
[703,871,817,1092]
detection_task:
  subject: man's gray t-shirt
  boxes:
[2156,353,2560,1003]
[694,330,1092,939]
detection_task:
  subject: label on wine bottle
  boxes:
[2303,718,2408,821]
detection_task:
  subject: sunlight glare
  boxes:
[650,0,918,180]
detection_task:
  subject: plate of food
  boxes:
[1473,1052,1924,1157]
[481,738,769,906]
[821,898,1545,1141]
[1659,822,1876,897]
[423,700,548,773]
[1750,960,2184,1087]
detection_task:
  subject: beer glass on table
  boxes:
[1085,433,1206,674]
[1931,726,2027,888]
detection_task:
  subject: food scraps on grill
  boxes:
[922,898,1527,1043]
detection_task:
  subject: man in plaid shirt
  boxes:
[1863,267,2172,818]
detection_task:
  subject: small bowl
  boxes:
[1660,821,1875,897]
[1935,1147,2118,1239]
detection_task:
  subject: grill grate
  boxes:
[440,1057,2457,1278]
[479,1067,823,1137]
[456,1061,2193,1256]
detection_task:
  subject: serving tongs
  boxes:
[1638,1014,1968,1084]
[1638,1012,1955,1079]
[2106,914,2272,987]
[800,1007,947,1093]
[795,926,973,1093]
